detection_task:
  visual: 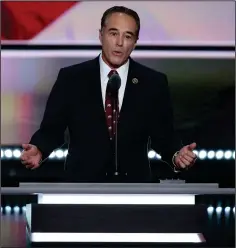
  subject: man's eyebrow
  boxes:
[125,31,135,36]
[108,28,135,36]
[108,28,118,32]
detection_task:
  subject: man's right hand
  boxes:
[20,144,42,169]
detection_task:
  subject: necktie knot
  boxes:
[108,70,118,78]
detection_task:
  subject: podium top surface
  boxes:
[1,182,235,195]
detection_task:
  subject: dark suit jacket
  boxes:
[30,56,181,182]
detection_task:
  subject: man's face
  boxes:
[99,12,138,68]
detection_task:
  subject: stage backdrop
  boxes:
[1,1,235,45]
[1,53,234,147]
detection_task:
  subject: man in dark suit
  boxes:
[20,6,197,182]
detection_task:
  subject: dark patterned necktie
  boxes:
[105,70,120,140]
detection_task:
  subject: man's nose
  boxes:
[116,35,124,46]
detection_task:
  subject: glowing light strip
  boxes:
[1,148,235,160]
[37,194,195,205]
[31,232,204,243]
[2,39,234,46]
[1,50,234,59]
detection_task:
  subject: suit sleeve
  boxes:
[149,74,182,170]
[30,68,68,160]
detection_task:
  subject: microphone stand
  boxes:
[112,92,119,176]
[107,73,121,177]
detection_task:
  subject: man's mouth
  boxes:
[113,51,123,56]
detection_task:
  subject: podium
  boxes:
[2,182,235,246]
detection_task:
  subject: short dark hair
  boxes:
[101,6,140,38]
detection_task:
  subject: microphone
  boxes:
[107,73,121,176]
[107,73,121,95]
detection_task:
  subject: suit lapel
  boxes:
[88,56,111,141]
[118,58,141,131]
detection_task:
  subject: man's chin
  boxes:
[110,58,126,68]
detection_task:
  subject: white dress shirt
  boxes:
[99,54,129,110]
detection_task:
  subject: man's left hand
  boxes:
[174,142,197,169]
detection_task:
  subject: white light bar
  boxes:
[1,50,234,59]
[38,194,195,205]
[1,148,235,160]
[31,232,204,243]
[3,39,234,46]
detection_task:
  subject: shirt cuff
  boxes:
[172,151,181,173]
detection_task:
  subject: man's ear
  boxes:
[133,37,138,50]
[99,29,102,43]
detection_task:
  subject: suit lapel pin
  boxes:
[132,78,138,84]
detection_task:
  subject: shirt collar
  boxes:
[99,53,129,83]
